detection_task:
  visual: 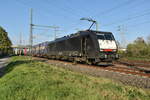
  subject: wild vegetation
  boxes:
[119,37,150,61]
[0,56,149,100]
[0,26,12,57]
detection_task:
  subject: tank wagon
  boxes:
[28,30,119,65]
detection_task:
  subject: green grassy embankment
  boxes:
[0,56,150,100]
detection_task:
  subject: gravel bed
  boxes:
[45,60,150,89]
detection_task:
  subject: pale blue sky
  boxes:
[0,0,150,46]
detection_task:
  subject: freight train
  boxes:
[27,30,119,65]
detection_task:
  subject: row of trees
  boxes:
[0,26,12,57]
[125,37,150,58]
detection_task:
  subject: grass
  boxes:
[0,56,150,100]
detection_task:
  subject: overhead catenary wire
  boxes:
[44,0,82,19]
[93,0,138,17]
[14,0,78,21]
[110,20,150,30]
[14,0,56,19]
[93,0,148,21]
[127,20,150,29]
[14,0,74,39]
[103,11,150,27]
[57,0,85,17]
[33,0,87,32]
[125,0,148,12]
[63,0,94,17]
[13,0,150,35]
[13,1,63,43]
[42,0,86,32]
[14,0,93,24]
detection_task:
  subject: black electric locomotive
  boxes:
[28,30,119,65]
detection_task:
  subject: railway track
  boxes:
[103,65,150,78]
[115,61,150,74]
[76,63,150,78]
[33,57,150,78]
[32,57,150,88]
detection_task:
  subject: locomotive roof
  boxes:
[85,30,112,34]
[53,30,112,42]
[33,30,113,47]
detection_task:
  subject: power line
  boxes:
[14,0,76,20]
[14,0,30,8]
[42,2,86,33]
[32,24,60,40]
[125,0,148,11]
[44,0,82,19]
[103,11,150,27]
[127,8,150,18]
[33,24,59,29]
[63,0,94,17]
[93,0,148,20]
[40,0,87,32]
[93,0,137,17]
[33,28,49,30]
[111,19,150,29]
[59,0,84,17]
[14,0,78,37]
[127,20,150,28]
[21,0,85,30]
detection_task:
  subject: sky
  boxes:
[0,0,150,47]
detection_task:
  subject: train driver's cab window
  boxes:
[104,34,114,40]
[97,34,114,40]
[97,34,105,40]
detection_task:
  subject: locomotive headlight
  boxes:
[100,49,103,51]
[113,49,116,52]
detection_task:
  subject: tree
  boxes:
[147,36,150,45]
[147,36,150,56]
[126,37,149,57]
[134,37,145,44]
[0,26,12,56]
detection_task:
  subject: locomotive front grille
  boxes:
[100,52,118,60]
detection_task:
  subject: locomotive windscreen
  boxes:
[96,33,117,51]
[97,34,114,40]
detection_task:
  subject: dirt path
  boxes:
[0,57,9,77]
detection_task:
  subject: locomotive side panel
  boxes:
[65,36,81,56]
[85,34,100,58]
[47,35,83,57]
